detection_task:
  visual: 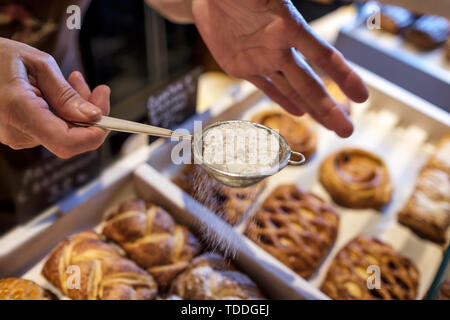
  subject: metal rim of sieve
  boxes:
[192,120,305,183]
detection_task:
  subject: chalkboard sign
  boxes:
[0,145,101,223]
[147,67,201,138]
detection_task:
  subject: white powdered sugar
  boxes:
[202,122,280,175]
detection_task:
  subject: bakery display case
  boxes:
[0,3,449,302]
[334,2,450,112]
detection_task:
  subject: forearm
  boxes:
[144,0,194,23]
[353,0,450,19]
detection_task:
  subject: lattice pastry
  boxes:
[102,199,201,291]
[319,148,392,209]
[42,231,158,300]
[173,165,264,225]
[251,109,317,160]
[245,184,339,278]
[321,236,419,300]
[169,253,265,300]
[0,278,54,300]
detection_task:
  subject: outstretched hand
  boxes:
[0,38,110,158]
[192,0,369,137]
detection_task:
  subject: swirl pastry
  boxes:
[321,236,419,300]
[0,278,54,300]
[251,109,317,160]
[169,253,265,300]
[42,231,158,300]
[319,148,392,209]
[102,199,201,291]
[245,184,339,278]
[173,165,264,225]
[404,15,450,50]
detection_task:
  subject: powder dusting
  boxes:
[202,122,280,175]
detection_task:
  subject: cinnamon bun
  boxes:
[319,148,392,209]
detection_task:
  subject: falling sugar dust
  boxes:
[187,166,262,259]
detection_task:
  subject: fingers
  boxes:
[286,11,368,103]
[5,93,107,158]
[248,75,305,116]
[23,52,102,122]
[68,71,110,116]
[89,85,111,116]
[68,71,91,100]
[0,124,39,150]
[280,49,353,137]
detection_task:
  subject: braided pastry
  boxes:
[173,165,264,225]
[245,184,339,278]
[251,110,317,160]
[102,199,201,291]
[319,148,392,209]
[0,278,54,300]
[169,253,265,300]
[321,236,419,300]
[42,231,158,300]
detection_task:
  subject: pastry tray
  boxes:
[145,65,450,300]
[333,4,450,112]
[0,65,449,300]
[0,83,324,300]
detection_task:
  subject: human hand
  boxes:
[191,0,369,137]
[0,37,110,158]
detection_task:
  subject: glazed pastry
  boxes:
[380,5,414,34]
[42,231,158,300]
[245,184,339,278]
[398,168,450,244]
[321,236,419,300]
[404,15,450,50]
[435,279,450,300]
[102,199,201,291]
[170,253,265,300]
[0,278,54,300]
[427,135,450,175]
[322,77,351,115]
[173,165,264,225]
[319,148,392,209]
[251,109,317,160]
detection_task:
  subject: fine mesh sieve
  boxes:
[192,120,305,188]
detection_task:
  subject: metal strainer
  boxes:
[192,120,305,188]
[73,116,305,188]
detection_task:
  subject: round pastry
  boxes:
[251,110,317,160]
[322,77,351,115]
[0,278,54,300]
[319,148,392,209]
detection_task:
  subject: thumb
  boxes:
[25,53,101,122]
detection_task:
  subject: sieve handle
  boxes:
[288,151,306,166]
